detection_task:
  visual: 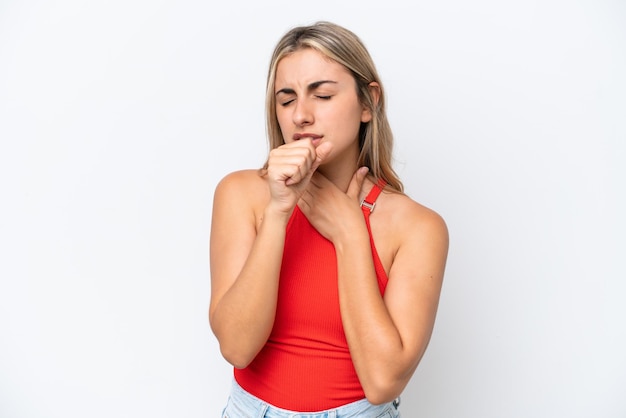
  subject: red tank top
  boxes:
[234,179,389,411]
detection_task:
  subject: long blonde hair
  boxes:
[264,21,403,192]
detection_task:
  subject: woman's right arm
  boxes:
[209,138,330,368]
[208,170,290,369]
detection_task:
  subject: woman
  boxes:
[209,21,448,417]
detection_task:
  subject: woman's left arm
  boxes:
[301,171,449,405]
[338,202,448,404]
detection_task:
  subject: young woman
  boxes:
[209,21,449,417]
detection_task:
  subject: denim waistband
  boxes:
[222,379,400,418]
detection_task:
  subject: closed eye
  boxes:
[280,99,295,107]
[316,95,332,100]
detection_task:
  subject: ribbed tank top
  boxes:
[234,179,389,411]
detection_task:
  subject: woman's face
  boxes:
[274,48,372,164]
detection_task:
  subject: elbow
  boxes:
[219,344,256,369]
[224,355,252,370]
[210,314,260,369]
[212,329,267,369]
[362,378,404,406]
[364,390,399,406]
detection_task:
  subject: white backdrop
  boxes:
[1,0,624,417]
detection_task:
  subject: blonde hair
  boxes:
[263,21,403,192]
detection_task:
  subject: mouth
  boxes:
[293,133,322,141]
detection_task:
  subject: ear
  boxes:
[361,81,381,123]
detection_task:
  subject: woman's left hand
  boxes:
[298,167,370,243]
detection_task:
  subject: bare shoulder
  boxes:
[367,184,448,275]
[210,169,269,248]
[379,189,448,242]
[214,169,269,205]
[212,169,271,230]
[372,188,449,273]
[215,169,267,193]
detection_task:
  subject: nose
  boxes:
[292,98,313,127]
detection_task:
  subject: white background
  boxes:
[1,0,625,417]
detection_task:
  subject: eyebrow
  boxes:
[275,80,338,96]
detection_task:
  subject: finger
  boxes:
[268,158,308,186]
[346,166,369,200]
[310,142,333,173]
[294,142,333,187]
[270,148,316,186]
[284,163,309,186]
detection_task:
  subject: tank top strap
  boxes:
[360,178,387,219]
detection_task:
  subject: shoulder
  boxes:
[374,189,449,293]
[214,169,268,197]
[215,168,266,189]
[378,187,449,248]
[213,169,270,210]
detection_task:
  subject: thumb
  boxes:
[310,142,333,172]
[347,166,369,200]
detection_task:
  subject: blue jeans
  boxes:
[221,379,401,418]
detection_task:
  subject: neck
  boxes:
[316,145,360,192]
[317,166,356,192]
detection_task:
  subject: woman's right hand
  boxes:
[266,139,332,213]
